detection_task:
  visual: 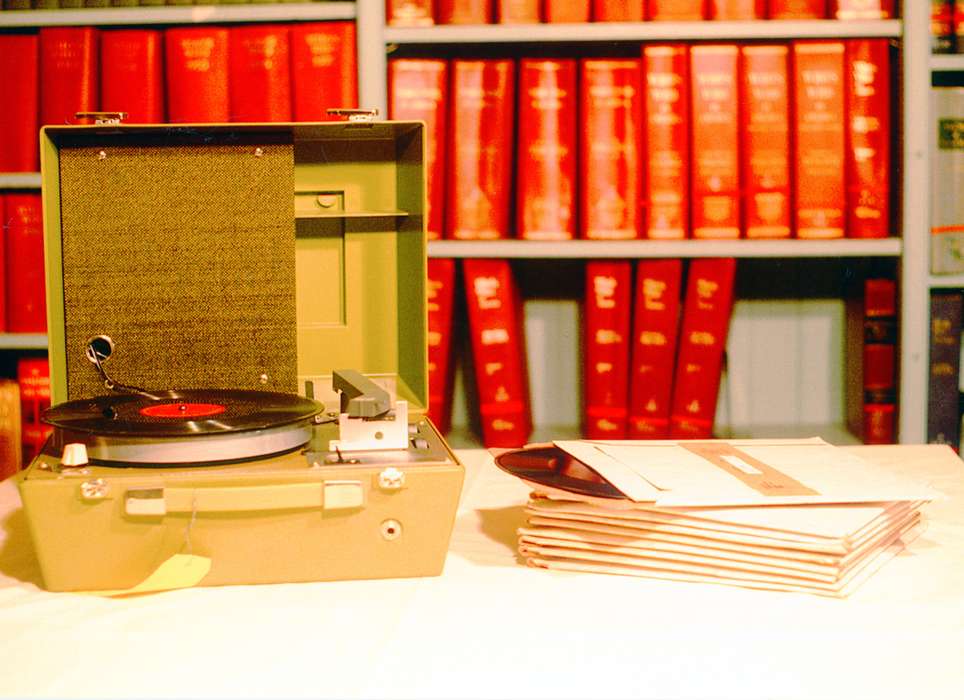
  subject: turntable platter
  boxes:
[44,389,323,438]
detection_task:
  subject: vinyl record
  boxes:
[494,445,624,500]
[43,389,324,438]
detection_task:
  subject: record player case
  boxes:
[16,120,465,592]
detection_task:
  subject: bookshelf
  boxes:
[0,0,945,446]
[367,0,933,446]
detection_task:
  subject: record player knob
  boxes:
[61,443,90,468]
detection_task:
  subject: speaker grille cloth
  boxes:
[59,141,297,399]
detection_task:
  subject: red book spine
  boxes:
[932,1,955,53]
[793,41,846,239]
[39,27,98,127]
[389,59,448,241]
[228,25,291,122]
[642,45,690,240]
[4,194,46,334]
[830,0,894,19]
[0,35,39,172]
[447,60,515,240]
[438,0,493,23]
[100,30,164,123]
[387,0,435,25]
[846,39,891,239]
[463,259,532,448]
[17,357,50,425]
[499,0,540,22]
[862,278,897,444]
[517,59,577,241]
[768,0,827,17]
[593,0,644,21]
[165,27,230,123]
[628,259,683,439]
[290,22,358,121]
[427,258,457,434]
[546,0,590,22]
[648,0,705,20]
[579,59,642,240]
[669,258,737,439]
[584,262,633,439]
[741,45,791,239]
[708,0,764,18]
[957,2,964,53]
[690,45,741,239]
[0,197,5,333]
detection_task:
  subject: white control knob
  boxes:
[61,443,89,468]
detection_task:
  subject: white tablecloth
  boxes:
[1,446,963,699]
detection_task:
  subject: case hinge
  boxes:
[75,111,128,125]
[326,108,379,123]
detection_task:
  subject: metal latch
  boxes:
[75,111,127,125]
[326,108,379,123]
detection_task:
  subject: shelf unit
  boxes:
[0,1,944,445]
[362,0,930,444]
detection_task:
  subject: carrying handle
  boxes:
[125,481,363,517]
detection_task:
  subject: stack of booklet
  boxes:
[495,439,939,597]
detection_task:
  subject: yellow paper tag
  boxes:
[79,554,212,598]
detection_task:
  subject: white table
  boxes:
[1,446,962,699]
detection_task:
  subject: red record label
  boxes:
[139,402,227,419]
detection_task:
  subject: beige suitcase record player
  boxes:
[17,115,465,592]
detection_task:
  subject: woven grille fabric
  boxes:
[58,139,297,399]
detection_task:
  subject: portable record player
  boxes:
[17,116,465,592]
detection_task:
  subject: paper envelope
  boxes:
[553,438,942,507]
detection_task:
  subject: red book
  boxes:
[627,259,683,439]
[39,28,98,127]
[17,357,50,425]
[669,258,737,439]
[708,0,764,18]
[427,259,457,434]
[830,0,894,19]
[642,45,690,240]
[165,27,230,123]
[769,0,826,18]
[546,0,590,22]
[579,59,642,240]
[447,60,515,240]
[229,25,291,122]
[932,1,955,53]
[438,0,493,23]
[499,0,540,22]
[593,0,644,20]
[517,59,577,241]
[4,194,46,334]
[740,45,791,239]
[463,259,532,448]
[100,30,164,123]
[389,59,448,241]
[0,35,39,172]
[690,45,741,239]
[290,22,358,121]
[846,39,891,239]
[793,41,846,239]
[648,0,704,19]
[862,279,897,444]
[584,262,633,439]
[387,0,435,25]
[0,197,5,333]
[957,2,964,53]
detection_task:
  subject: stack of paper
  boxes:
[504,439,939,597]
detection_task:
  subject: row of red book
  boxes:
[428,257,738,447]
[431,258,897,447]
[0,23,358,173]
[390,39,892,242]
[932,0,964,53]
[0,358,51,480]
[1,193,47,334]
[388,0,894,25]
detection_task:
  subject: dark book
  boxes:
[928,292,962,449]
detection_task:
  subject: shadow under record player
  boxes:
[16,119,464,592]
